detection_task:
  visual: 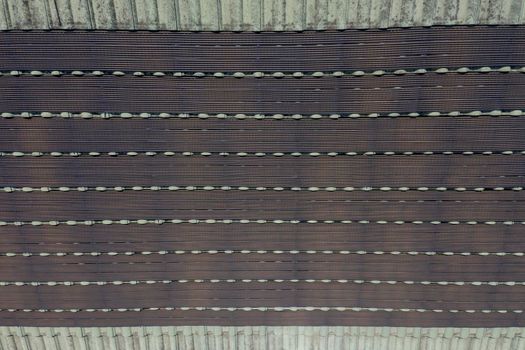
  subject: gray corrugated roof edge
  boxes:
[1,326,524,349]
[1,0,525,31]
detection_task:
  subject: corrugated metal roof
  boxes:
[1,27,525,329]
[1,0,525,30]
[0,326,523,349]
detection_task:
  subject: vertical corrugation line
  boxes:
[1,0,525,30]
[0,327,523,349]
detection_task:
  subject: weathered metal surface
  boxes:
[1,0,525,30]
[2,74,525,113]
[1,27,525,72]
[2,310,523,327]
[1,221,524,251]
[0,327,523,350]
[2,117,525,151]
[0,27,524,327]
[2,154,524,187]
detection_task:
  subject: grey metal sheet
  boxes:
[1,0,525,30]
[0,326,523,350]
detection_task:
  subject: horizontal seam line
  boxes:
[2,110,524,119]
[0,307,522,313]
[2,250,523,257]
[2,151,523,157]
[1,66,521,78]
[2,280,522,286]
[3,186,522,193]
[1,219,522,226]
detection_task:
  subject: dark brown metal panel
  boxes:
[1,117,525,151]
[1,28,524,327]
[0,254,523,281]
[0,283,523,309]
[0,224,523,252]
[0,310,522,327]
[1,27,525,71]
[1,155,524,187]
[1,190,524,221]
[1,74,524,113]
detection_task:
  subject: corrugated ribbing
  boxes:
[1,27,525,72]
[1,74,525,113]
[0,326,522,350]
[0,27,524,327]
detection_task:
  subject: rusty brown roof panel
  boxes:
[1,74,525,113]
[1,117,525,151]
[0,27,524,328]
[1,284,523,310]
[1,309,522,328]
[2,155,524,187]
[1,27,525,72]
[0,254,523,281]
[0,223,523,252]
[1,191,524,221]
